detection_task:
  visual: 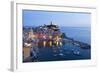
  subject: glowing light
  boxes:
[56,41,59,46]
[60,42,62,46]
[43,41,46,47]
[32,34,36,38]
[49,35,52,39]
[49,41,52,46]
[43,35,46,39]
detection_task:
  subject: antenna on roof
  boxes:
[50,21,53,25]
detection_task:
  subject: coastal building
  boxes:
[23,22,63,61]
[25,22,63,47]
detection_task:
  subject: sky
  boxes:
[23,10,91,27]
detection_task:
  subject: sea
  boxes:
[23,27,91,62]
[60,27,91,44]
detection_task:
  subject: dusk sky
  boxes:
[23,10,91,27]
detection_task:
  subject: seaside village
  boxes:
[23,22,63,62]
